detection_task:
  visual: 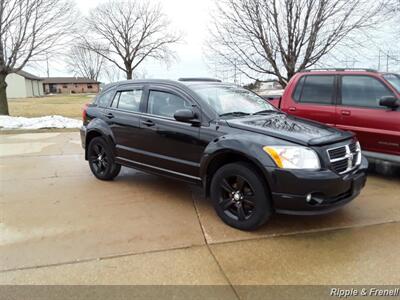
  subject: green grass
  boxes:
[8,94,95,119]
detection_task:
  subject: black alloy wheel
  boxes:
[90,143,109,175]
[219,175,256,221]
[210,162,272,230]
[88,137,121,180]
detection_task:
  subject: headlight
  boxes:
[263,146,320,169]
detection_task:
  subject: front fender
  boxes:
[199,133,278,181]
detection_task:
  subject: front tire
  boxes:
[88,137,121,180]
[210,162,272,230]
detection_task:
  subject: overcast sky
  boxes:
[31,0,217,83]
[29,0,399,83]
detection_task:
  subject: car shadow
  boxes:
[111,165,399,241]
[367,162,400,179]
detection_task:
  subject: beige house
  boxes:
[6,70,44,98]
[43,77,100,94]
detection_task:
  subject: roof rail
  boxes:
[303,68,378,72]
[178,77,222,82]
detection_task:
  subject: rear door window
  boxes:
[341,76,395,108]
[111,89,142,112]
[294,75,335,105]
[96,89,114,107]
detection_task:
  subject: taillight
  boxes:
[82,103,89,123]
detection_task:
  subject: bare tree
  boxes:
[103,64,124,83]
[66,43,105,81]
[207,0,386,87]
[0,0,77,115]
[83,0,181,80]
[385,0,400,13]
[385,0,400,36]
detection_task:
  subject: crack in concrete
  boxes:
[0,244,200,274]
[191,189,241,300]
[0,174,89,182]
[0,218,399,276]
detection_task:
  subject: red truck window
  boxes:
[294,75,335,105]
[341,76,395,108]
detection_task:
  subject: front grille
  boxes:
[349,142,357,153]
[328,147,346,159]
[331,159,349,173]
[327,142,361,174]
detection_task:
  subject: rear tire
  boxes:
[88,137,121,180]
[210,162,272,230]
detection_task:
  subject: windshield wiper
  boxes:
[253,109,284,115]
[219,111,250,117]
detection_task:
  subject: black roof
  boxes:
[178,77,222,82]
[102,79,227,92]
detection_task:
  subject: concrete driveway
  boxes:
[0,132,399,294]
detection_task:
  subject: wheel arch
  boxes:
[201,149,273,202]
[85,127,116,160]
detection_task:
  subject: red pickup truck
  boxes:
[270,69,400,166]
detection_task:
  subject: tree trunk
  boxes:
[126,69,132,80]
[0,73,9,116]
[277,77,287,89]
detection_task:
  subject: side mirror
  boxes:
[379,96,399,110]
[174,109,199,124]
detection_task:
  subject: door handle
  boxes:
[104,112,114,119]
[141,119,155,127]
[288,107,296,112]
[341,110,351,116]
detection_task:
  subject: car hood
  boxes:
[225,113,354,146]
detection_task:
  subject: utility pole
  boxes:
[46,53,50,78]
[378,50,381,71]
[387,54,389,72]
[233,59,237,84]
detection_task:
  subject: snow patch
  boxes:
[0,115,82,130]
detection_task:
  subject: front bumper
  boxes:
[266,156,368,215]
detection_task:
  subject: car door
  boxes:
[137,86,204,180]
[335,75,400,156]
[104,84,147,162]
[282,75,337,126]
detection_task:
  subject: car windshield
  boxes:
[191,84,277,116]
[383,74,400,93]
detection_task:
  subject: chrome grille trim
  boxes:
[327,142,361,174]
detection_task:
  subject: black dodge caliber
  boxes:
[80,78,368,230]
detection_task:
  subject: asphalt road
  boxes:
[0,132,399,297]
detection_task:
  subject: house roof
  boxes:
[42,77,100,84]
[16,70,43,81]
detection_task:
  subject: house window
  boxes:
[62,85,67,88]
[87,84,93,89]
